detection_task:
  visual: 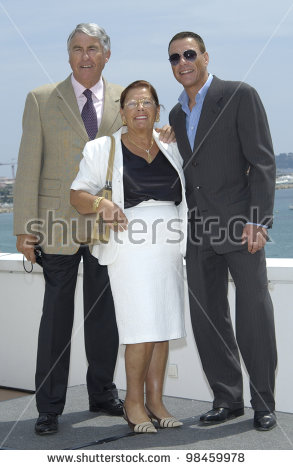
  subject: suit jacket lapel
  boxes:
[192,76,224,158]
[98,79,121,137]
[56,75,88,142]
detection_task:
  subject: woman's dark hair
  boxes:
[120,80,160,108]
[168,32,206,53]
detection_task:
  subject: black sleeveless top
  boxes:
[122,142,182,209]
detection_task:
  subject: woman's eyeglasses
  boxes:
[124,99,155,109]
[168,49,202,66]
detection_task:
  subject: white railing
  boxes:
[0,254,292,413]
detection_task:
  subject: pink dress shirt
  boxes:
[71,74,104,128]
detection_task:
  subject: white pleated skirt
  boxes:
[107,200,186,344]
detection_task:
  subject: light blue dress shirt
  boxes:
[178,73,213,150]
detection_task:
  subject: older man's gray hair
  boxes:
[67,23,111,53]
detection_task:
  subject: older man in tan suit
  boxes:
[14,23,124,435]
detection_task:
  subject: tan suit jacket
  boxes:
[14,75,123,254]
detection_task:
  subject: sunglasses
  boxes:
[168,49,202,66]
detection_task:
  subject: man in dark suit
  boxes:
[14,23,124,435]
[168,31,277,431]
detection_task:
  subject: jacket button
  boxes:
[195,186,201,190]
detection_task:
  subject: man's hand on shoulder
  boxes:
[155,124,176,143]
[241,224,268,254]
[16,234,39,263]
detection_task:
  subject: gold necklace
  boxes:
[127,134,154,163]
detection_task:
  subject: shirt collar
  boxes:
[71,74,104,101]
[178,73,213,108]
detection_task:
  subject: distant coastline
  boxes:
[0,207,13,214]
[276,183,293,190]
[0,184,293,213]
[0,168,293,213]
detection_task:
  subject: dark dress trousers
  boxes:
[35,246,119,414]
[170,76,277,412]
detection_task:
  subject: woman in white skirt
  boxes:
[71,80,188,433]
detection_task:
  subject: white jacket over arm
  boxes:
[71,127,188,265]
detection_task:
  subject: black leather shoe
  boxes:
[89,397,124,416]
[254,411,276,431]
[200,407,244,424]
[35,413,58,435]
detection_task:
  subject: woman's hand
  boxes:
[99,199,128,232]
[70,189,128,231]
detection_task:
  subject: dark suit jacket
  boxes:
[169,76,276,253]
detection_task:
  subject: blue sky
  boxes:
[0,0,292,177]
